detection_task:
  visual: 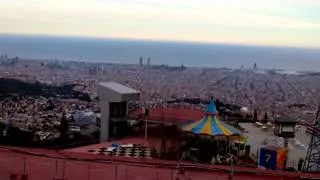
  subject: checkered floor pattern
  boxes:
[88,145,157,158]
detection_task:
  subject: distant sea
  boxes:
[0,34,320,71]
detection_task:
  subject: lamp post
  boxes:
[274,115,297,169]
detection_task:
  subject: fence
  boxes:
[0,150,230,180]
[0,149,317,180]
[306,124,319,134]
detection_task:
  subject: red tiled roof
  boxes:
[129,107,204,123]
[0,145,319,180]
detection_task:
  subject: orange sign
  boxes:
[276,148,287,170]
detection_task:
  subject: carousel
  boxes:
[183,98,241,138]
[180,98,251,164]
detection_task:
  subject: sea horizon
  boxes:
[1,33,320,72]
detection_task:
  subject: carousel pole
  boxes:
[226,137,230,155]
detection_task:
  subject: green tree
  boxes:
[264,112,268,121]
[253,110,258,122]
[59,113,69,139]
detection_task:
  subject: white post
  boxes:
[143,106,148,140]
[229,154,234,180]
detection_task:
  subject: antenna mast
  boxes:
[303,103,320,172]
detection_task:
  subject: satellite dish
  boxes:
[240,107,249,113]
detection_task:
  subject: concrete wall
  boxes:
[99,100,110,142]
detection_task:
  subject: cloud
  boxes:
[1,0,319,29]
[0,0,319,47]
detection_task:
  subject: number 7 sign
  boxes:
[259,147,277,170]
[265,154,271,163]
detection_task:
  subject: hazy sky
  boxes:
[0,0,319,48]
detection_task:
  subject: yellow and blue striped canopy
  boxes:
[182,98,241,137]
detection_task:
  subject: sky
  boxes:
[0,0,319,48]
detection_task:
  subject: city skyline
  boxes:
[0,0,319,48]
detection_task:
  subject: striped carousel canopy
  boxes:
[182,98,242,137]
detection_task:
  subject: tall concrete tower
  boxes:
[98,82,140,142]
[139,57,143,66]
[147,57,151,66]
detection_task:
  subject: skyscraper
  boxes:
[147,57,150,66]
[139,57,143,66]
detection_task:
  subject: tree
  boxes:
[215,99,221,108]
[59,113,69,139]
[263,112,269,123]
[253,110,258,122]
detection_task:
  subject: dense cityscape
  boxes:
[1,57,319,127]
[0,57,318,144]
